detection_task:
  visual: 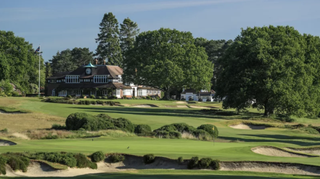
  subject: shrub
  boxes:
[143,154,155,164]
[6,156,29,172]
[146,96,151,100]
[197,124,219,138]
[177,157,184,164]
[96,114,112,120]
[91,151,105,162]
[154,125,176,133]
[90,95,95,99]
[85,100,91,105]
[198,98,202,102]
[206,98,211,102]
[172,123,196,134]
[210,160,220,170]
[65,113,92,130]
[74,153,97,169]
[109,154,125,163]
[169,131,181,139]
[111,118,135,133]
[62,156,77,167]
[91,100,97,105]
[187,157,199,169]
[198,158,212,169]
[134,124,152,136]
[196,129,213,140]
[0,156,6,175]
[51,124,66,130]
[108,96,117,99]
[0,128,8,133]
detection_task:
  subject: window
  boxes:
[123,89,132,96]
[116,89,120,96]
[138,90,142,96]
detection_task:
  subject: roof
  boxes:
[181,89,197,94]
[67,65,123,78]
[57,82,131,89]
[47,72,70,79]
[138,87,160,90]
[83,62,96,68]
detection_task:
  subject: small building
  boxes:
[46,62,161,98]
[181,89,215,102]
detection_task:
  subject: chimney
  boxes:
[95,59,98,65]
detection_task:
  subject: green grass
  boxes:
[1,97,320,178]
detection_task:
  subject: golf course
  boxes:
[0,97,319,178]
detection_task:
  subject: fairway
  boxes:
[0,97,320,178]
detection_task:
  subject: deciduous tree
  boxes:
[123,28,213,99]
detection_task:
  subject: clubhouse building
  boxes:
[46,62,161,98]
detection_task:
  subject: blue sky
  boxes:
[1,0,320,62]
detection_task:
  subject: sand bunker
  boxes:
[10,132,30,140]
[221,161,320,176]
[252,146,312,157]
[132,104,158,108]
[230,123,267,130]
[0,139,16,146]
[4,155,185,177]
[176,101,187,104]
[285,147,320,156]
[4,155,320,177]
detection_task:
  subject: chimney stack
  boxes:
[95,59,98,65]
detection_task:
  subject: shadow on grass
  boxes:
[219,134,320,146]
[67,106,262,120]
[15,173,314,179]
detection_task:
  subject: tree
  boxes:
[50,49,75,74]
[45,62,52,79]
[71,47,94,66]
[95,12,122,66]
[0,30,45,94]
[195,38,232,89]
[50,48,93,74]
[120,18,139,60]
[123,28,213,99]
[216,25,319,117]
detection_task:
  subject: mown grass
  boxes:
[1,97,320,178]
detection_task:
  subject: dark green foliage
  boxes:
[168,131,181,139]
[198,158,212,169]
[187,157,199,169]
[6,156,29,172]
[90,95,95,99]
[123,28,213,99]
[50,48,93,74]
[66,113,92,130]
[31,152,76,168]
[0,156,6,175]
[134,124,152,136]
[51,124,66,130]
[210,160,220,170]
[111,118,135,132]
[109,154,125,163]
[194,129,212,140]
[177,157,184,164]
[143,154,155,164]
[74,153,97,169]
[120,18,139,61]
[154,125,176,133]
[96,12,123,66]
[96,114,112,120]
[172,123,196,134]
[197,124,219,138]
[216,25,320,117]
[91,151,105,162]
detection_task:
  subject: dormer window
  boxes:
[93,75,108,83]
[65,75,80,83]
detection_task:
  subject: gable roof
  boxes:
[67,65,123,78]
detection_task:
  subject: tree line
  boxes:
[1,11,320,118]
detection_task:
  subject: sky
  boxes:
[1,0,320,62]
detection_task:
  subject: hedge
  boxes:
[109,154,125,163]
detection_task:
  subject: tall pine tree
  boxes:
[95,12,122,67]
[120,18,139,60]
